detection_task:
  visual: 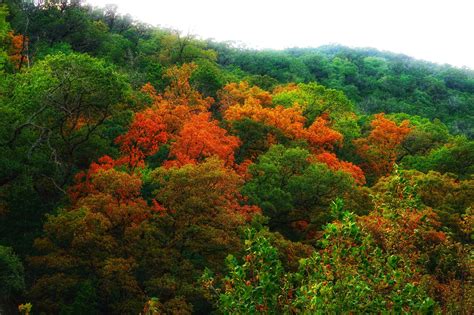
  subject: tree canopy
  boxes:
[0,1,472,313]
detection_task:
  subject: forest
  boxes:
[0,0,473,314]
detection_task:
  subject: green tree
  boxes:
[205,203,438,314]
[231,118,290,163]
[243,145,355,239]
[0,52,129,256]
[388,113,451,157]
[401,136,474,178]
[293,201,436,313]
[2,52,129,187]
[0,245,25,313]
[373,169,474,243]
[191,58,225,99]
[202,228,289,314]
[272,82,354,124]
[0,4,10,72]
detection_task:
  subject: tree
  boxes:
[224,100,307,140]
[372,169,474,243]
[19,1,108,55]
[190,58,226,98]
[217,81,272,112]
[223,92,344,153]
[389,114,451,157]
[152,157,259,227]
[401,136,474,179]
[272,82,354,124]
[231,118,290,163]
[305,116,343,151]
[30,154,259,314]
[163,63,213,110]
[138,63,213,137]
[7,31,27,70]
[3,2,474,313]
[0,245,25,313]
[294,201,436,313]
[1,52,129,187]
[202,228,289,314]
[115,108,168,169]
[138,158,258,311]
[355,114,411,181]
[205,204,437,314]
[158,31,216,65]
[243,145,355,239]
[315,152,365,185]
[29,167,153,314]
[164,113,240,168]
[0,4,10,72]
[362,169,470,312]
[0,52,129,258]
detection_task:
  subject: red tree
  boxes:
[115,108,168,169]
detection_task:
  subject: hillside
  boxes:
[0,1,472,314]
[209,44,474,137]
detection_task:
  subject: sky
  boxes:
[86,0,474,69]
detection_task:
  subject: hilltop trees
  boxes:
[0,1,472,313]
[1,57,471,313]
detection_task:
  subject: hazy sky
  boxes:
[86,0,474,69]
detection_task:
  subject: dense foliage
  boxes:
[0,1,472,314]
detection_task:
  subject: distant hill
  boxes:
[208,43,474,137]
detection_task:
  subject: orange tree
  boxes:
[354,114,411,181]
[164,113,240,168]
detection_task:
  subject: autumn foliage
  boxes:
[218,81,273,111]
[305,116,343,150]
[4,56,468,314]
[1,2,473,314]
[7,31,27,69]
[115,108,168,168]
[165,113,240,167]
[139,63,212,135]
[355,114,411,178]
[116,63,215,169]
[224,100,343,152]
[315,152,366,185]
[68,155,117,202]
[163,63,213,109]
[224,100,306,139]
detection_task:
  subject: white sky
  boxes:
[86,0,474,69]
